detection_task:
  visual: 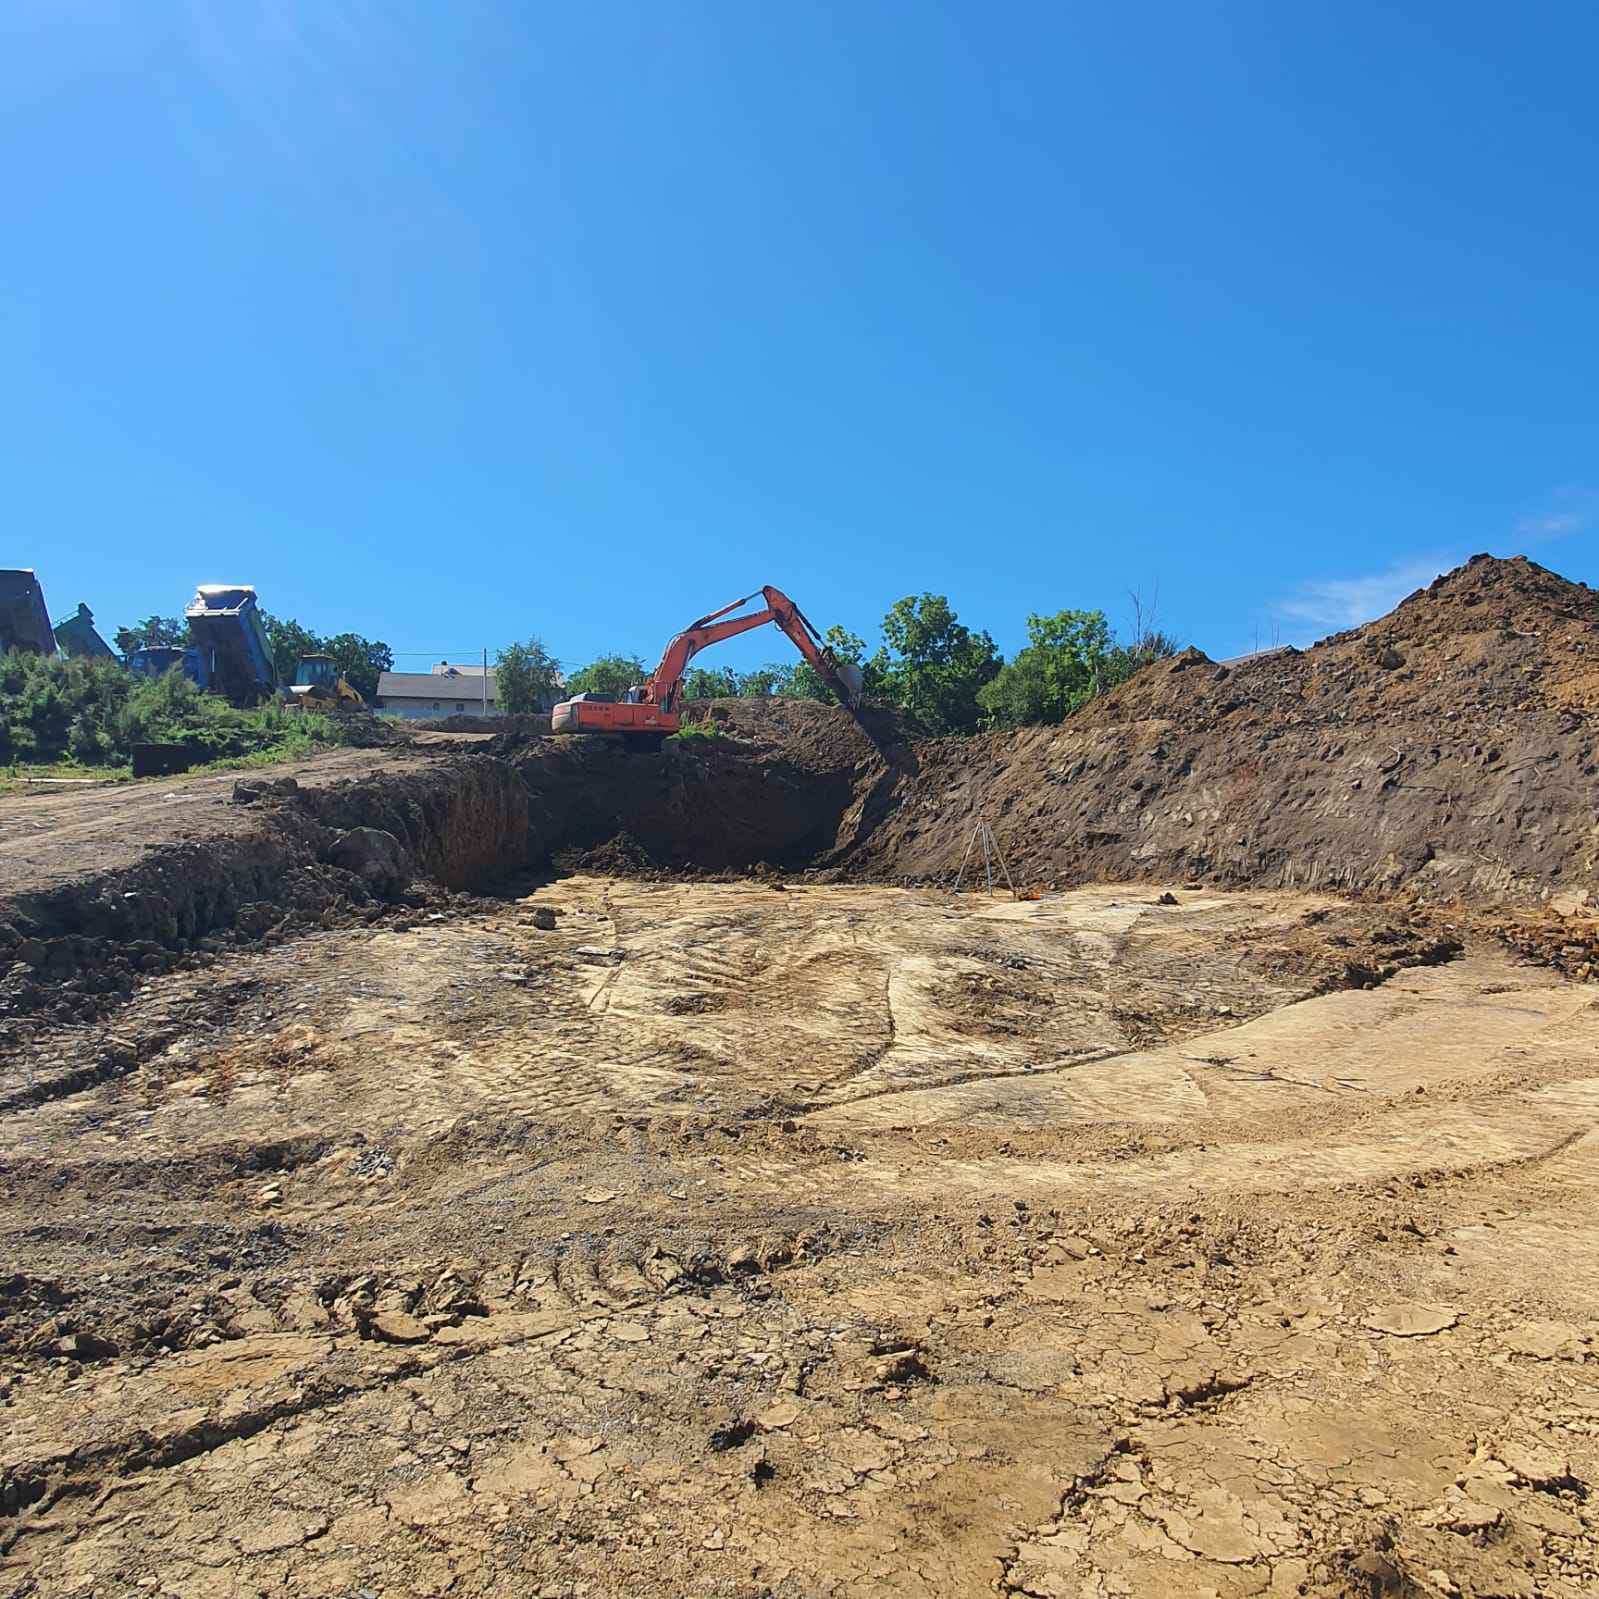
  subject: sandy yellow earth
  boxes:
[1,879,1595,1597]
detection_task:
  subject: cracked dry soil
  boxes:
[2,878,1597,1598]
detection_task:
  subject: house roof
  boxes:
[377,671,497,699]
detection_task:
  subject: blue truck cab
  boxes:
[126,645,211,690]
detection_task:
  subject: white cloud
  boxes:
[1516,487,1598,542]
[1275,556,1454,635]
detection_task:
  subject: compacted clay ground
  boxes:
[2,876,1596,1597]
[3,555,1598,1597]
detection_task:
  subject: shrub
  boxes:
[0,650,344,770]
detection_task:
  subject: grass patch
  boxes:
[668,720,731,746]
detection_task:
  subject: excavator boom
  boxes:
[551,585,868,749]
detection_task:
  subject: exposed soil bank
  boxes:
[5,556,1597,1026]
[0,730,864,1024]
[796,556,1599,908]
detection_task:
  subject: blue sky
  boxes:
[4,1,1595,672]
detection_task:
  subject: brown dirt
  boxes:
[2,553,1599,1596]
[0,746,436,906]
[1,879,1596,1597]
[829,556,1599,910]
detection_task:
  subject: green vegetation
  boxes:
[587,590,1181,736]
[682,665,741,700]
[113,615,186,654]
[494,637,563,714]
[563,654,648,699]
[261,615,392,698]
[0,653,340,771]
[668,720,730,746]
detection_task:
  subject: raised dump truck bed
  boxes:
[0,569,57,655]
[183,584,277,705]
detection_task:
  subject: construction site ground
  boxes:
[0,743,466,905]
[5,557,1599,1596]
[3,872,1596,1597]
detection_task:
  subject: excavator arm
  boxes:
[551,584,868,748]
[647,586,864,716]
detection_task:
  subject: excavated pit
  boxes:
[10,553,1599,1025]
[0,726,873,1032]
[3,556,1599,1596]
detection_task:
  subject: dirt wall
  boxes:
[720,556,1599,910]
[0,734,866,1028]
[841,706,1599,904]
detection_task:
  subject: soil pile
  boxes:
[682,694,891,769]
[1085,553,1599,730]
[842,555,1599,907]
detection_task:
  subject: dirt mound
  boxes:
[1085,553,1599,731]
[332,712,413,748]
[843,555,1599,909]
[683,694,894,769]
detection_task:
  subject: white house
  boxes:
[374,662,501,720]
[373,660,562,719]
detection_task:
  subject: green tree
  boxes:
[495,637,563,713]
[113,615,186,654]
[977,611,1183,728]
[564,654,648,699]
[780,625,875,704]
[736,665,788,697]
[977,609,1112,729]
[261,614,324,685]
[683,665,741,700]
[877,595,999,734]
[320,632,394,700]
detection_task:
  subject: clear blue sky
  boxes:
[5,1,1595,671]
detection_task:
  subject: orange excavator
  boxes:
[551,585,867,752]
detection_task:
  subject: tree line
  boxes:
[115,614,394,700]
[496,592,1180,734]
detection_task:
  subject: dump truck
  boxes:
[183,585,278,705]
[0,570,57,656]
[52,603,117,660]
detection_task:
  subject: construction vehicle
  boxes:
[52,603,117,660]
[0,570,57,655]
[183,584,278,706]
[126,644,210,689]
[551,585,867,752]
[286,653,365,709]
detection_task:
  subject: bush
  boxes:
[0,650,343,770]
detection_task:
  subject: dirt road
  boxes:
[2,879,1593,1596]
